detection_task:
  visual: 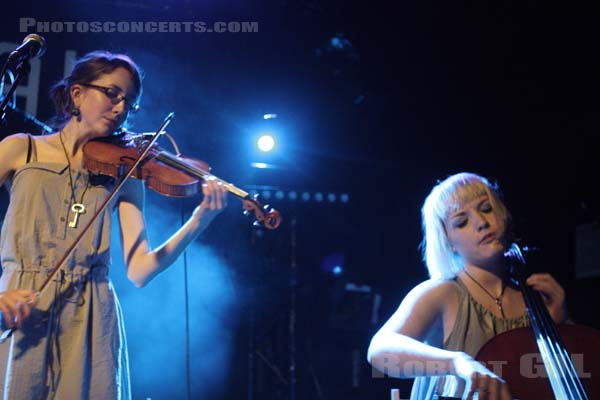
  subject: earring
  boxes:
[70,107,80,116]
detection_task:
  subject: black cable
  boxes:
[181,199,192,400]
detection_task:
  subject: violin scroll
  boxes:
[242,194,281,230]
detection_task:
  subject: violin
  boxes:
[82,130,281,230]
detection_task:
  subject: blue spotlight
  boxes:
[314,192,323,202]
[257,134,276,152]
[340,193,350,203]
[321,252,346,275]
[332,265,344,276]
[327,193,337,203]
[288,191,297,201]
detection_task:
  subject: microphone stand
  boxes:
[0,59,30,123]
[289,216,297,400]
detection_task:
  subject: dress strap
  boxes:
[26,134,32,163]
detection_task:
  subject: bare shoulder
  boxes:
[403,278,459,303]
[403,279,460,315]
[0,133,30,155]
[0,133,32,181]
[378,278,460,340]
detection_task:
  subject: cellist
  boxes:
[367,172,569,399]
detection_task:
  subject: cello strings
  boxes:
[526,281,583,398]
[524,285,570,397]
[510,244,586,399]
[530,288,583,397]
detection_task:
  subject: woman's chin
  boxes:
[89,128,114,140]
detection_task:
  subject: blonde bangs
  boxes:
[436,178,490,220]
[421,172,510,280]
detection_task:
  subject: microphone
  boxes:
[7,34,47,63]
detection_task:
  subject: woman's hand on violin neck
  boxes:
[194,178,228,226]
[526,273,569,324]
[452,352,512,400]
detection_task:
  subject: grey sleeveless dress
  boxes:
[0,138,131,399]
[410,278,529,400]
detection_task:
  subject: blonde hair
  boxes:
[420,172,511,279]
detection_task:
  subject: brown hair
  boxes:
[48,50,143,129]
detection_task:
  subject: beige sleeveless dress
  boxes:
[0,136,131,399]
[410,278,529,399]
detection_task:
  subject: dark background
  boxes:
[1,1,598,399]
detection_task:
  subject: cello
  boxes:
[473,244,600,399]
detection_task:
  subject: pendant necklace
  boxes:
[463,268,506,318]
[59,131,89,228]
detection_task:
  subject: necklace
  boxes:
[59,131,89,228]
[463,268,506,318]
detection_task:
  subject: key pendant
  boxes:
[68,203,86,228]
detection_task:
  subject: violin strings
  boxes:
[155,152,248,198]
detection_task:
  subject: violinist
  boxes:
[367,172,569,400]
[0,50,227,399]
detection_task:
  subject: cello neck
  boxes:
[507,243,588,400]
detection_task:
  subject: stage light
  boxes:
[250,162,269,169]
[257,134,275,152]
[242,186,350,205]
[321,252,346,276]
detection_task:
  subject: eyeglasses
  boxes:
[81,83,140,113]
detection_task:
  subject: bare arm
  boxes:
[0,134,39,327]
[367,279,512,399]
[367,279,459,378]
[117,178,227,288]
